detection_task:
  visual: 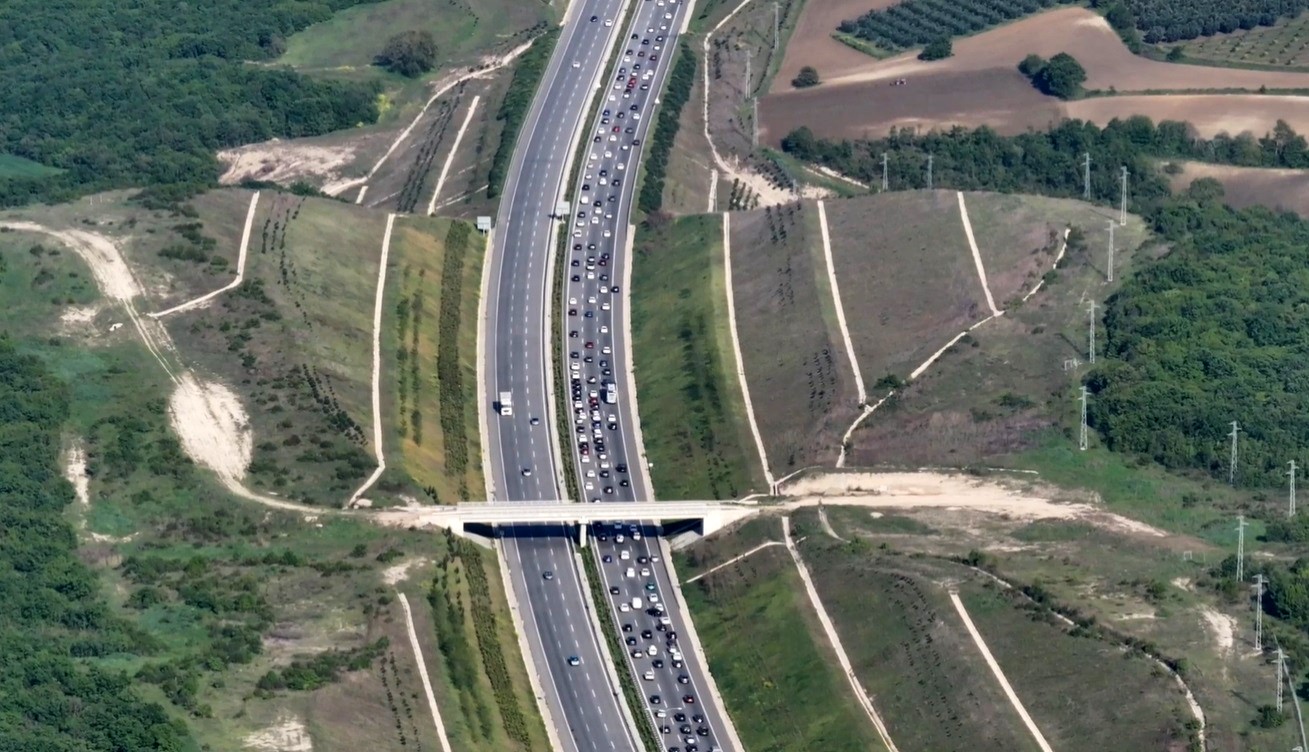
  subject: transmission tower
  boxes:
[1086,300,1097,364]
[1230,420,1241,486]
[926,154,933,190]
[1254,573,1267,651]
[1278,647,1286,713]
[1079,386,1090,451]
[881,153,888,192]
[1237,514,1248,583]
[1106,221,1115,283]
[1120,166,1129,226]
[1082,152,1091,200]
[1290,460,1299,518]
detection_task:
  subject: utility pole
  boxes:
[1120,166,1129,226]
[1079,386,1090,451]
[1083,152,1091,200]
[881,153,888,192]
[1254,573,1267,651]
[1278,647,1286,713]
[926,154,933,190]
[1290,460,1299,518]
[1086,300,1097,364]
[1230,420,1241,486]
[1106,221,1115,283]
[1237,514,1248,583]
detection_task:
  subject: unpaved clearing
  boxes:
[781,471,1169,538]
[168,373,253,485]
[220,142,363,188]
[243,714,314,752]
[1,222,142,299]
[382,557,429,586]
[1200,606,1236,657]
[60,304,100,327]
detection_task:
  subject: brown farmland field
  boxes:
[772,0,901,89]
[825,190,988,388]
[1167,160,1309,216]
[761,7,1309,143]
[730,201,861,472]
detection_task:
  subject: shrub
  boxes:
[792,65,821,88]
[1018,52,1086,99]
[376,31,437,78]
[918,37,952,61]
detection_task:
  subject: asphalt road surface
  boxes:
[485,0,734,747]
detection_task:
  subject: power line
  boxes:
[1236,514,1248,583]
[1086,300,1097,364]
[1253,573,1267,651]
[1106,220,1115,283]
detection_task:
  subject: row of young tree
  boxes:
[780,117,1309,489]
[0,0,385,207]
[1109,0,1309,43]
[839,0,1071,51]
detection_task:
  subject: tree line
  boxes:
[780,117,1309,489]
[0,0,385,207]
[639,43,698,214]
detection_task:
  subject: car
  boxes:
[642,629,653,639]
[683,695,696,704]
[697,728,709,737]
[691,714,704,724]
[674,713,687,723]
[530,417,540,426]
[678,674,690,684]
[680,725,692,735]
[572,60,581,68]
[650,695,662,705]
[610,585,621,595]
[567,655,581,666]
[623,623,633,632]
[522,468,532,477]
[653,658,665,668]
[604,18,614,26]
[543,571,553,580]
[603,554,614,563]
[626,636,637,646]
[590,14,598,21]
[646,582,657,592]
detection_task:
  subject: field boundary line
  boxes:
[781,516,900,752]
[397,592,455,752]
[427,95,482,215]
[948,590,1054,752]
[816,199,866,403]
[722,211,776,489]
[956,192,1000,317]
[683,540,784,583]
[348,212,396,508]
[148,191,260,319]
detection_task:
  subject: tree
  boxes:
[376,30,437,78]
[792,65,821,88]
[1166,45,1185,62]
[1019,52,1086,100]
[919,37,952,61]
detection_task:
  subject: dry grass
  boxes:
[760,7,1309,143]
[1166,160,1309,216]
[825,190,987,386]
[729,201,861,472]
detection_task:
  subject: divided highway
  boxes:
[483,0,737,748]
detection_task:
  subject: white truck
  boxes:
[604,382,617,405]
[498,391,513,416]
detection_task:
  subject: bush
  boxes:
[376,31,437,78]
[918,37,952,61]
[1018,52,1086,99]
[792,65,821,88]
[638,43,698,213]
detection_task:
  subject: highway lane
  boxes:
[559,0,739,748]
[483,0,643,748]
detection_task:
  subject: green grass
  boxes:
[0,152,62,179]
[279,0,553,73]
[675,514,783,578]
[684,544,890,751]
[631,214,764,499]
[0,232,98,333]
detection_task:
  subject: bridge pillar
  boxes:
[577,521,588,548]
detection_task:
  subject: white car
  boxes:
[604,18,614,26]
[620,550,631,560]
[620,603,631,612]
[572,60,581,68]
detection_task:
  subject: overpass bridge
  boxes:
[374,500,758,545]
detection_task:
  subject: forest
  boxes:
[780,118,1309,489]
[0,340,191,749]
[0,0,384,207]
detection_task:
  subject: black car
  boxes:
[650,695,662,705]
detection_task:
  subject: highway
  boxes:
[484,0,736,747]
[484,0,642,748]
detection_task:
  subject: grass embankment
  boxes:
[281,0,551,68]
[638,43,698,213]
[487,28,560,199]
[1,193,543,749]
[682,535,889,751]
[0,152,63,179]
[386,216,485,502]
[673,514,783,580]
[630,214,762,499]
[428,531,550,752]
